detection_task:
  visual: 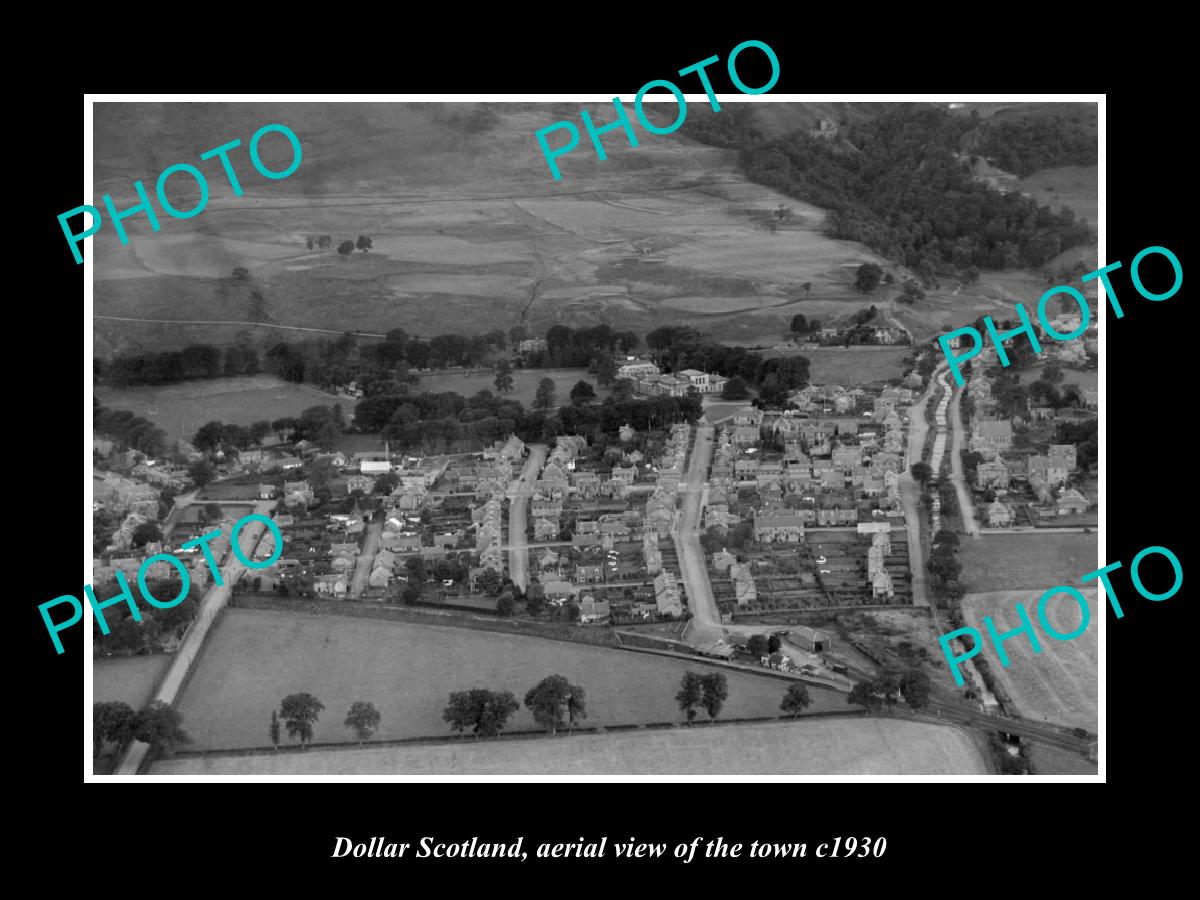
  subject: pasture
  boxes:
[151,717,987,775]
[960,588,1098,731]
[1017,165,1099,228]
[93,655,171,710]
[97,375,356,442]
[788,347,911,385]
[958,532,1099,593]
[172,609,849,751]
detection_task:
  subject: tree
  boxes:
[355,235,373,253]
[131,522,162,548]
[746,634,770,659]
[790,314,808,334]
[847,682,882,712]
[202,502,223,524]
[269,710,281,749]
[911,461,933,487]
[700,673,728,723]
[593,354,618,387]
[188,459,217,488]
[305,236,314,251]
[280,693,325,748]
[802,282,813,296]
[534,377,556,411]
[493,358,514,394]
[780,683,811,719]
[476,691,520,738]
[133,701,192,759]
[933,529,959,551]
[193,420,228,451]
[94,701,137,756]
[1042,364,1064,384]
[444,691,478,740]
[855,263,884,293]
[901,278,925,303]
[767,634,782,654]
[232,266,249,282]
[496,592,516,617]
[898,667,932,710]
[722,376,752,400]
[676,672,704,726]
[570,380,596,406]
[523,675,585,735]
[344,701,381,744]
[337,240,355,256]
[271,417,297,441]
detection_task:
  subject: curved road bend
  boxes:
[672,425,723,645]
[507,444,547,592]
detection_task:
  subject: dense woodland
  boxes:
[681,105,1094,280]
[973,113,1097,177]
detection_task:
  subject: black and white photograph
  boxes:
[81,95,1105,779]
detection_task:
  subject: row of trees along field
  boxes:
[680,104,1093,281]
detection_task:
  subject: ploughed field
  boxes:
[173,609,851,751]
[959,588,1098,731]
[151,717,987,775]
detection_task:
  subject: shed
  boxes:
[788,626,832,653]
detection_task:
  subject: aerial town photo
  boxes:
[88,99,1099,777]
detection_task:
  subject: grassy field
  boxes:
[1017,165,1099,227]
[960,589,1097,731]
[150,717,986,775]
[959,533,1099,593]
[174,609,851,751]
[416,368,607,407]
[1027,363,1098,391]
[97,375,356,443]
[93,655,171,709]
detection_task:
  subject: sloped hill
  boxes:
[92,101,891,352]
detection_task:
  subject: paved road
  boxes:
[946,374,982,537]
[900,369,939,611]
[116,500,276,775]
[671,425,723,645]
[349,519,382,598]
[506,444,547,591]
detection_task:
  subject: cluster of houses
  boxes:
[866,529,894,600]
[964,355,1094,527]
[794,323,910,349]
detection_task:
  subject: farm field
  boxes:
[958,532,1099,593]
[151,717,987,775]
[174,609,851,751]
[784,347,911,385]
[96,375,356,443]
[1028,743,1097,776]
[960,588,1098,731]
[93,655,171,710]
[415,368,608,407]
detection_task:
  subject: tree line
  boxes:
[94,398,169,457]
[646,326,810,404]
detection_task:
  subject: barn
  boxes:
[788,626,832,653]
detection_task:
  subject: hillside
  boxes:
[92,102,895,354]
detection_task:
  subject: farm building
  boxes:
[789,626,832,654]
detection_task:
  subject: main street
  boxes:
[946,372,981,536]
[899,368,938,613]
[506,443,547,592]
[672,424,723,645]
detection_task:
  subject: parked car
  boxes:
[819,569,831,575]
[816,556,827,564]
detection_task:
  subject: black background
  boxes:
[20,22,1188,887]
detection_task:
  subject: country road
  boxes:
[116,500,276,775]
[947,372,982,537]
[349,519,382,599]
[507,444,547,592]
[672,425,723,645]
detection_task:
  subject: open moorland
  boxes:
[150,717,987,775]
[174,609,850,751]
[958,532,1099,593]
[960,588,1098,731]
[93,102,902,354]
[96,375,357,444]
